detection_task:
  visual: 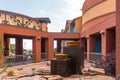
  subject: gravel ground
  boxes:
[0,61,115,80]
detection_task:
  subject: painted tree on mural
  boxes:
[0,36,4,68]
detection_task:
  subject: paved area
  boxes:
[0,61,115,80]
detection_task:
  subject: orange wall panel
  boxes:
[42,23,47,32]
[82,13,115,32]
[82,0,116,25]
[75,17,82,33]
[82,0,104,13]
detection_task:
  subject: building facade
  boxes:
[0,10,80,67]
[81,0,116,61]
[80,0,116,76]
[0,0,119,76]
[62,0,117,76]
[70,16,82,33]
[60,17,82,52]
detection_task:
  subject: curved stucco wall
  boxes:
[82,0,104,14]
[82,0,116,26]
[82,13,115,31]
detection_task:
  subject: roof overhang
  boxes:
[35,18,51,23]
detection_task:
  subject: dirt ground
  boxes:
[0,61,115,80]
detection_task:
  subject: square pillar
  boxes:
[45,39,48,53]
[116,0,120,76]
[100,30,106,60]
[57,40,61,52]
[4,37,10,56]
[0,33,4,68]
[86,35,90,62]
[16,37,23,55]
[33,37,41,62]
[80,38,85,48]
[45,39,48,60]
[48,37,54,60]
[90,36,96,52]
[106,29,115,53]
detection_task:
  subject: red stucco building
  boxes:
[0,0,120,76]
[0,10,80,67]
[81,0,115,60]
[63,0,117,76]
[80,0,116,76]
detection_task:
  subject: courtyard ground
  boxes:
[0,61,115,80]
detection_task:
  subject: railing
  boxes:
[90,52,102,63]
[84,52,102,68]
[84,52,101,61]
[4,54,36,66]
[41,53,48,61]
[85,52,116,76]
[89,52,102,68]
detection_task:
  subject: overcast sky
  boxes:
[1,0,85,49]
[0,0,85,32]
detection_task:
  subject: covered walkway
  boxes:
[0,25,80,66]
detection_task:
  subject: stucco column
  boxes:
[57,40,61,52]
[0,33,4,68]
[100,30,106,60]
[86,35,90,62]
[16,37,23,55]
[116,0,120,76]
[90,36,96,52]
[33,36,41,62]
[48,37,54,60]
[80,38,84,48]
[4,37,10,56]
[45,39,48,53]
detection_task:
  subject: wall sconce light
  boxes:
[37,37,41,40]
[100,30,105,34]
[85,35,89,38]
